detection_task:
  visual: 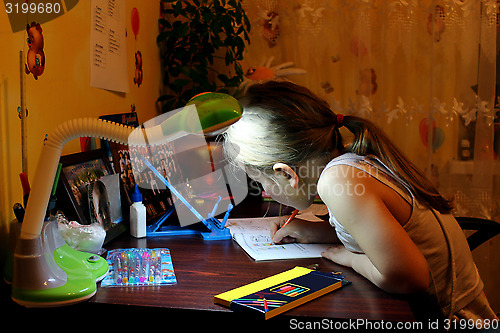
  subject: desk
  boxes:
[1,202,415,327]
[91,232,415,323]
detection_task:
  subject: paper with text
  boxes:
[90,0,129,92]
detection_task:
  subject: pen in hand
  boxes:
[281,209,299,229]
[271,209,299,244]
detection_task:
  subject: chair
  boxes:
[455,217,500,251]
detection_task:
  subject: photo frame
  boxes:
[99,112,178,224]
[56,149,125,242]
[126,144,178,223]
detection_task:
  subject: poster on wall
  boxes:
[90,0,129,93]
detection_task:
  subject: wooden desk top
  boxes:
[91,232,415,322]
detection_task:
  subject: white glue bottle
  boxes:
[130,184,146,238]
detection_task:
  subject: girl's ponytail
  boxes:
[342,115,454,214]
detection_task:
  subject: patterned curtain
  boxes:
[238,0,500,220]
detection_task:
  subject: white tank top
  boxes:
[320,153,484,318]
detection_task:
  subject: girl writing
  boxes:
[223,81,497,323]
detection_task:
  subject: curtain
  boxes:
[239,0,500,220]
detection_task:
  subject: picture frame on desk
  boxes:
[56,148,126,243]
[99,111,177,224]
[99,111,140,206]
[128,144,177,223]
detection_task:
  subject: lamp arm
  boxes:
[20,118,136,240]
[20,98,240,239]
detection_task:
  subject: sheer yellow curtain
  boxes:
[240,0,499,220]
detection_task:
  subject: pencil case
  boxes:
[101,248,176,287]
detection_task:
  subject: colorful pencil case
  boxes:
[101,248,176,287]
[214,266,350,319]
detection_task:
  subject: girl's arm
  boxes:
[317,165,430,294]
[321,245,422,293]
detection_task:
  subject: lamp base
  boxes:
[12,285,96,308]
[12,220,108,307]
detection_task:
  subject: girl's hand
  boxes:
[270,217,339,244]
[270,217,310,244]
[321,245,355,267]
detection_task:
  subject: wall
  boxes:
[238,1,499,311]
[0,1,163,265]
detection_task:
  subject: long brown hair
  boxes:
[224,81,454,214]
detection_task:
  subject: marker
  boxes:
[140,251,150,283]
[149,250,156,283]
[51,163,63,196]
[281,209,299,229]
[121,252,128,284]
[154,252,162,283]
[263,298,269,312]
[134,252,141,283]
[13,203,25,222]
[128,251,136,284]
[114,255,123,284]
[19,172,30,207]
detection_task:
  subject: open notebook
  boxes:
[226,209,330,261]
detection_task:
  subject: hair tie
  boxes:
[336,114,344,128]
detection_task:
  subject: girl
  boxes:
[223,81,497,323]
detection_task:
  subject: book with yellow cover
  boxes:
[214,267,350,320]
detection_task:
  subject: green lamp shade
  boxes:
[186,92,242,136]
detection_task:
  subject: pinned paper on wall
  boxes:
[90,0,129,93]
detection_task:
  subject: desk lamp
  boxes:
[12,93,242,307]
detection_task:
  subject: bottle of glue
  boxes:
[130,184,146,238]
